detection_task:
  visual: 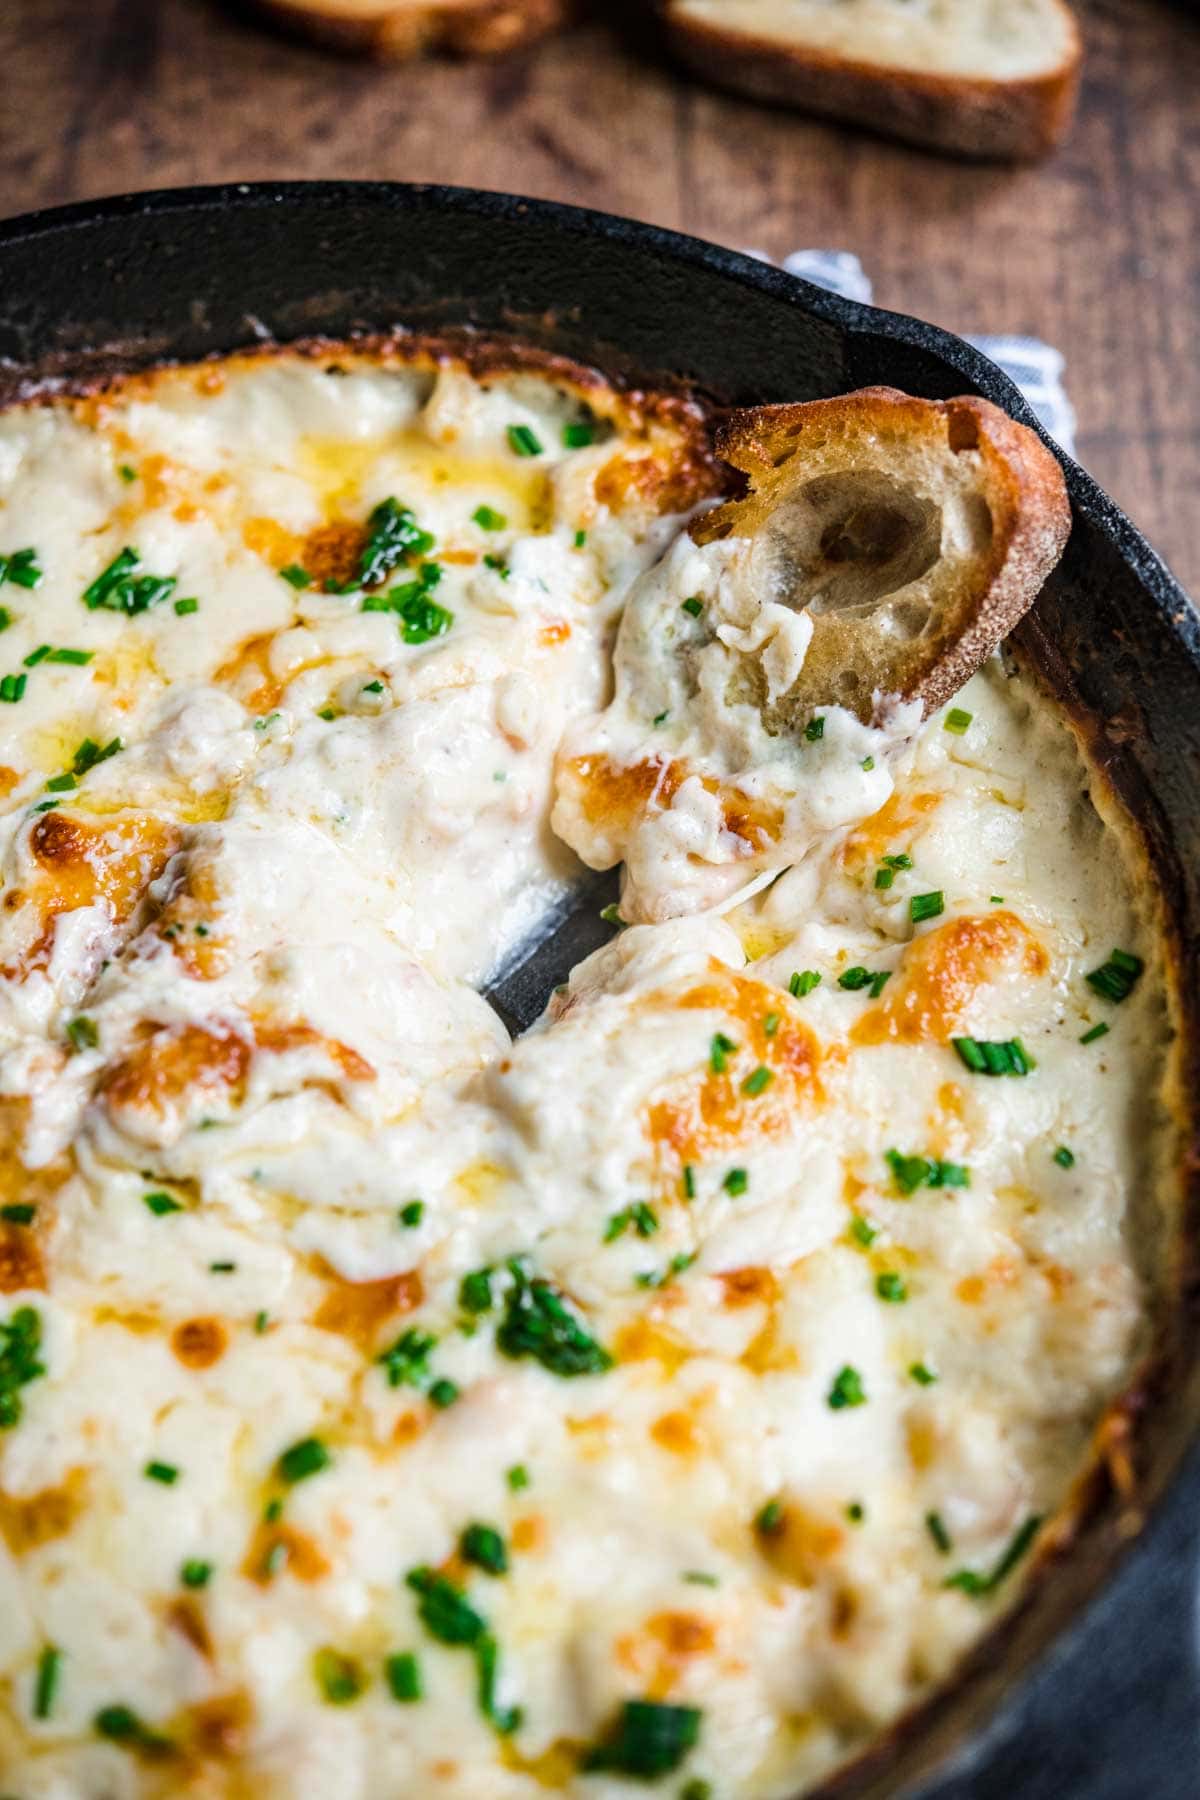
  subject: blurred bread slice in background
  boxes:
[241,0,571,58]
[659,0,1082,158]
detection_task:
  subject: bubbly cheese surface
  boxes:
[0,349,1176,1800]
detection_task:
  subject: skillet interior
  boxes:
[0,181,1198,1800]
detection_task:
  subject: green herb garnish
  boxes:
[495,1266,612,1377]
[741,1065,773,1097]
[952,1036,1034,1076]
[583,1700,702,1779]
[681,596,703,618]
[910,891,945,924]
[926,1511,953,1554]
[399,1200,424,1228]
[1053,1145,1075,1169]
[65,1016,98,1053]
[804,716,825,742]
[143,1191,182,1216]
[277,1436,331,1485]
[507,424,544,458]
[1080,1022,1110,1045]
[181,1560,212,1589]
[473,505,507,531]
[83,547,176,616]
[386,1651,422,1702]
[875,1272,907,1303]
[461,1522,509,1576]
[33,1644,61,1719]
[0,1307,45,1429]
[827,1365,866,1410]
[789,969,821,998]
[944,1516,1042,1597]
[0,548,43,590]
[1085,948,1144,1005]
[604,1203,659,1243]
[358,498,434,589]
[313,1646,366,1705]
[144,1461,179,1485]
[94,1704,172,1755]
[709,1032,737,1074]
[944,708,972,735]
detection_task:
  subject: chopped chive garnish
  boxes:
[143,1191,181,1216]
[583,1700,703,1779]
[358,498,434,589]
[885,1150,970,1194]
[460,1523,508,1576]
[722,1167,748,1196]
[926,1511,953,1554]
[507,424,544,457]
[875,1272,907,1303]
[652,709,669,726]
[72,736,121,777]
[277,1436,331,1484]
[683,1570,719,1586]
[144,1461,178,1485]
[991,895,1004,904]
[399,1200,424,1228]
[910,890,945,924]
[682,1164,696,1200]
[24,646,52,666]
[1053,1145,1075,1169]
[254,1310,270,1333]
[30,799,59,813]
[827,1364,866,1410]
[604,1203,659,1243]
[635,1252,695,1290]
[846,1502,865,1524]
[497,1265,612,1376]
[46,647,93,665]
[944,1515,1042,1597]
[173,597,199,616]
[868,970,892,998]
[804,716,825,742]
[378,1327,437,1386]
[209,1261,235,1272]
[0,673,27,703]
[386,1651,422,1702]
[45,774,77,793]
[1085,948,1144,1005]
[709,1032,737,1074]
[909,1362,938,1386]
[507,1463,530,1491]
[755,1497,785,1535]
[574,529,587,548]
[428,1378,460,1409]
[563,421,596,449]
[280,564,311,589]
[33,1644,61,1719]
[763,1011,780,1037]
[875,867,895,890]
[460,1268,494,1316]
[0,608,10,633]
[181,1559,212,1589]
[472,505,507,531]
[65,1016,98,1053]
[83,548,175,616]
[599,902,625,928]
[94,1703,172,1753]
[741,1065,773,1097]
[1080,1022,1110,1045]
[849,1215,878,1248]
[944,708,973,735]
[0,549,42,590]
[837,966,872,990]
[1,1204,34,1225]
[118,464,137,483]
[681,596,703,618]
[861,756,875,771]
[952,1036,1034,1076]
[313,1646,365,1705]
[789,969,820,998]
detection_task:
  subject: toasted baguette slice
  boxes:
[242,0,569,58]
[660,0,1081,159]
[692,387,1071,723]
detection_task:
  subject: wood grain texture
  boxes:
[1,0,1196,592]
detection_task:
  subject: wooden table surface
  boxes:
[4,0,1198,593]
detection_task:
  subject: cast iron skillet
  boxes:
[0,182,1197,1800]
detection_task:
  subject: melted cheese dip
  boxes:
[0,348,1176,1800]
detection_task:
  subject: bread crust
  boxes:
[241,0,570,59]
[659,1,1082,159]
[692,386,1071,721]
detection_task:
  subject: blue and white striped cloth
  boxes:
[768,249,1076,456]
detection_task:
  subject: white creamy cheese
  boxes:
[553,531,922,921]
[0,350,1177,1800]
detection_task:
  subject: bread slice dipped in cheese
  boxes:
[240,0,570,58]
[658,0,1082,159]
[554,386,1070,921]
